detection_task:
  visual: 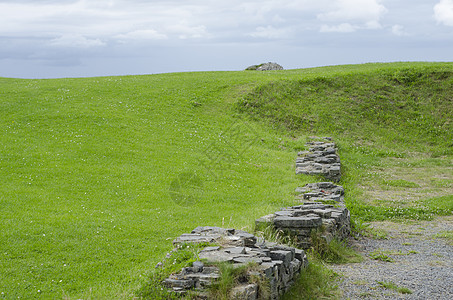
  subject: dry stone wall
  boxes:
[295,181,344,203]
[157,137,350,299]
[256,138,350,249]
[296,139,341,182]
[256,201,350,249]
[164,226,308,299]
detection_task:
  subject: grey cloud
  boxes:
[0,0,452,78]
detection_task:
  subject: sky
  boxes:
[0,0,452,78]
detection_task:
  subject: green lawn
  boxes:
[1,62,452,299]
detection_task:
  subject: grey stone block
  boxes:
[192,260,204,272]
[233,256,264,264]
[274,215,322,228]
[294,249,306,262]
[164,278,195,289]
[313,208,332,218]
[270,250,293,267]
[274,210,294,217]
[198,251,235,263]
[230,283,258,300]
[224,247,246,254]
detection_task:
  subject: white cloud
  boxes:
[434,0,453,26]
[317,0,387,32]
[0,1,122,36]
[50,34,106,48]
[0,0,210,41]
[318,0,387,22]
[0,1,387,43]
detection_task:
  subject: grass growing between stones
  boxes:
[253,224,299,248]
[376,281,413,294]
[434,231,453,245]
[137,245,267,300]
[255,224,362,265]
[137,243,206,300]
[369,250,394,262]
[208,262,269,300]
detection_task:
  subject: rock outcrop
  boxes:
[246,62,284,71]
[164,226,308,299]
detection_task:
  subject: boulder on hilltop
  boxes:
[245,62,284,71]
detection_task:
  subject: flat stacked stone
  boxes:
[164,226,308,299]
[256,203,350,249]
[296,138,341,182]
[295,182,345,203]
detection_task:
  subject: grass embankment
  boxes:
[237,64,453,223]
[1,62,452,299]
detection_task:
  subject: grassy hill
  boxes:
[1,62,452,299]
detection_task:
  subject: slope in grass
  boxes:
[237,66,453,151]
[1,62,452,299]
[0,70,316,299]
[237,63,453,222]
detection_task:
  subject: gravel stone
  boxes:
[330,216,453,299]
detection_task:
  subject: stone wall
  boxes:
[257,204,350,249]
[295,138,341,182]
[163,226,308,299]
[156,137,351,299]
[257,138,350,249]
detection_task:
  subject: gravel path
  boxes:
[330,216,453,299]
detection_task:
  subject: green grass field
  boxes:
[1,62,452,299]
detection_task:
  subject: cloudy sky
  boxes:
[1,0,452,78]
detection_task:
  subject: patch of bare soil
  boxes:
[330,216,453,299]
[360,163,453,207]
